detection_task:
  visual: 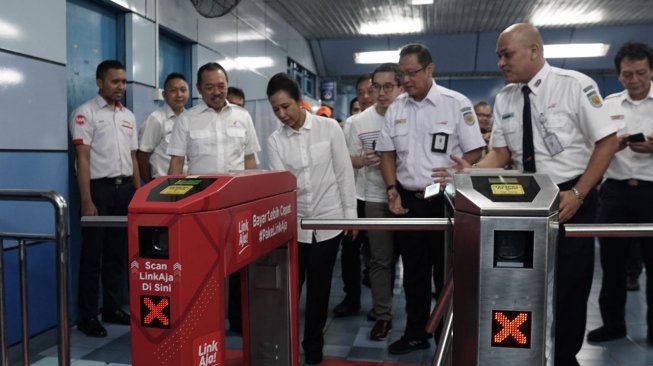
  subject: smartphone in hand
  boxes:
[627,133,646,143]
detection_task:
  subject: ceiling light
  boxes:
[532,8,603,26]
[0,68,24,86]
[544,43,610,58]
[0,19,21,39]
[411,0,434,5]
[353,50,400,64]
[359,18,423,35]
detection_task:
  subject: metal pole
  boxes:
[301,218,452,231]
[0,238,6,366]
[18,239,29,366]
[565,223,653,237]
[433,304,454,366]
[50,191,70,366]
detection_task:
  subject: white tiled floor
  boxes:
[32,242,653,365]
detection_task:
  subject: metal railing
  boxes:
[0,190,69,366]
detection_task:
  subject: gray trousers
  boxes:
[366,201,395,321]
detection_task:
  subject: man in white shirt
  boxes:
[438,24,619,366]
[167,62,260,174]
[347,63,404,341]
[70,60,141,337]
[378,43,485,354]
[137,72,189,181]
[266,72,357,365]
[333,73,375,318]
[587,41,653,345]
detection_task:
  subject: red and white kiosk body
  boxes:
[127,171,299,366]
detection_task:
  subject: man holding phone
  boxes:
[587,41,653,344]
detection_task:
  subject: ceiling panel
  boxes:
[264,0,653,40]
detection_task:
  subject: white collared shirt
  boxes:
[377,80,486,191]
[604,82,653,181]
[138,104,186,177]
[267,113,357,243]
[70,95,138,179]
[346,105,387,203]
[167,101,261,174]
[343,116,366,201]
[491,63,617,184]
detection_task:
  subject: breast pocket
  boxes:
[500,119,520,150]
[226,126,247,153]
[390,123,410,153]
[421,122,454,154]
[189,129,216,156]
[545,112,573,147]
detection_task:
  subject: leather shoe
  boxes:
[332,299,360,317]
[370,319,392,340]
[388,336,429,355]
[102,308,131,325]
[587,325,626,342]
[78,317,107,338]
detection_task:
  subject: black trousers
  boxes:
[597,179,653,330]
[396,183,444,341]
[554,179,598,366]
[338,199,367,302]
[299,234,341,356]
[78,178,135,320]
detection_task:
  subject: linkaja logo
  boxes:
[197,340,219,366]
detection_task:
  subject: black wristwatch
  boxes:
[386,184,397,192]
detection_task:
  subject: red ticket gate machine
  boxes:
[127,171,299,366]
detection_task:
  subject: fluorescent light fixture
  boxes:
[0,19,21,39]
[544,43,610,58]
[0,68,24,86]
[353,50,400,64]
[532,8,603,26]
[214,30,266,43]
[220,57,274,70]
[360,18,423,35]
[411,0,433,4]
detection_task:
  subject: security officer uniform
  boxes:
[377,81,485,343]
[595,82,653,339]
[491,62,618,364]
[70,94,138,325]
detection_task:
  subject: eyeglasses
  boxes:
[371,83,400,93]
[401,65,427,78]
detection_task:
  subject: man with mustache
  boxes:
[70,60,141,337]
[167,62,260,175]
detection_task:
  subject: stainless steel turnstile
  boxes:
[451,172,559,366]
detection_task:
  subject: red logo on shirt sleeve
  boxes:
[75,115,86,125]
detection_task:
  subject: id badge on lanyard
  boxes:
[538,113,564,156]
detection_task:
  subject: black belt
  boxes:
[93,176,132,186]
[397,183,435,201]
[607,178,653,187]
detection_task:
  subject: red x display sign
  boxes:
[141,295,171,329]
[491,310,531,348]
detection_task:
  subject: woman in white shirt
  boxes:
[266,73,357,365]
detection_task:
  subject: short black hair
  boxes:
[266,73,301,101]
[228,86,245,100]
[614,42,653,74]
[356,73,372,90]
[349,97,358,114]
[399,43,433,68]
[96,60,125,80]
[197,62,229,86]
[474,101,490,109]
[372,63,402,86]
[163,72,187,89]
